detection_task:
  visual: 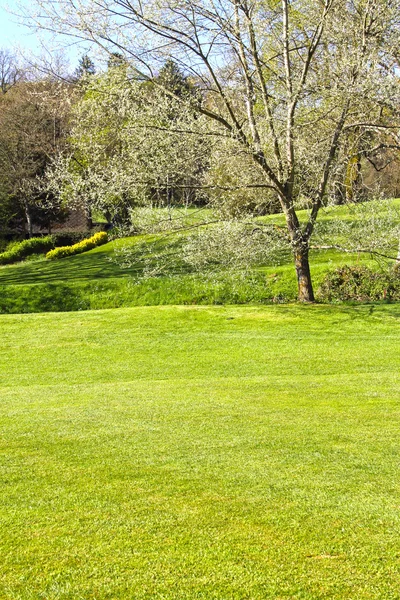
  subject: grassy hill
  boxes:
[0,200,398,313]
[1,304,399,598]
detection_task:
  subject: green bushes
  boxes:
[0,236,55,265]
[46,231,108,260]
[51,231,93,247]
[318,265,400,302]
[0,232,107,265]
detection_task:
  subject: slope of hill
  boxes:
[0,200,398,313]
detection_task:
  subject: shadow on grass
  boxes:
[0,245,138,286]
[0,283,89,313]
[0,237,192,286]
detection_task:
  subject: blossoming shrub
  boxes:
[46,231,108,260]
[0,236,55,265]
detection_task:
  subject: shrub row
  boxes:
[51,231,94,247]
[46,231,108,260]
[318,265,400,302]
[0,236,55,265]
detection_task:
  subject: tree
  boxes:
[25,0,400,300]
[44,62,210,224]
[73,54,96,82]
[152,60,207,207]
[0,49,23,94]
[0,79,72,236]
[155,60,192,99]
[107,52,127,70]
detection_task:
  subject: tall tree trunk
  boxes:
[23,199,33,238]
[294,244,315,302]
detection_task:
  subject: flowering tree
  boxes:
[45,63,210,223]
[25,0,400,300]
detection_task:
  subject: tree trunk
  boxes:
[23,200,33,238]
[86,207,93,230]
[282,200,315,303]
[294,246,315,302]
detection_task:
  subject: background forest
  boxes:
[1,48,399,240]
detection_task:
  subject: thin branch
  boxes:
[310,244,398,261]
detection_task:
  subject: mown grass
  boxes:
[1,304,399,599]
[0,200,398,313]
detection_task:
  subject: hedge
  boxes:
[46,231,108,260]
[51,231,93,247]
[0,236,55,266]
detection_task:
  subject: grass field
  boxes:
[1,304,400,598]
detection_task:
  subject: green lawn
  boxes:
[1,304,400,598]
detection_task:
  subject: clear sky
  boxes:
[0,1,35,48]
[0,0,86,67]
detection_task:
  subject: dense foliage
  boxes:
[0,76,72,236]
[319,265,400,302]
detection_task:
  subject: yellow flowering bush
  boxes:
[46,231,108,260]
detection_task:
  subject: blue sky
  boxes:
[0,1,36,49]
[0,0,86,66]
